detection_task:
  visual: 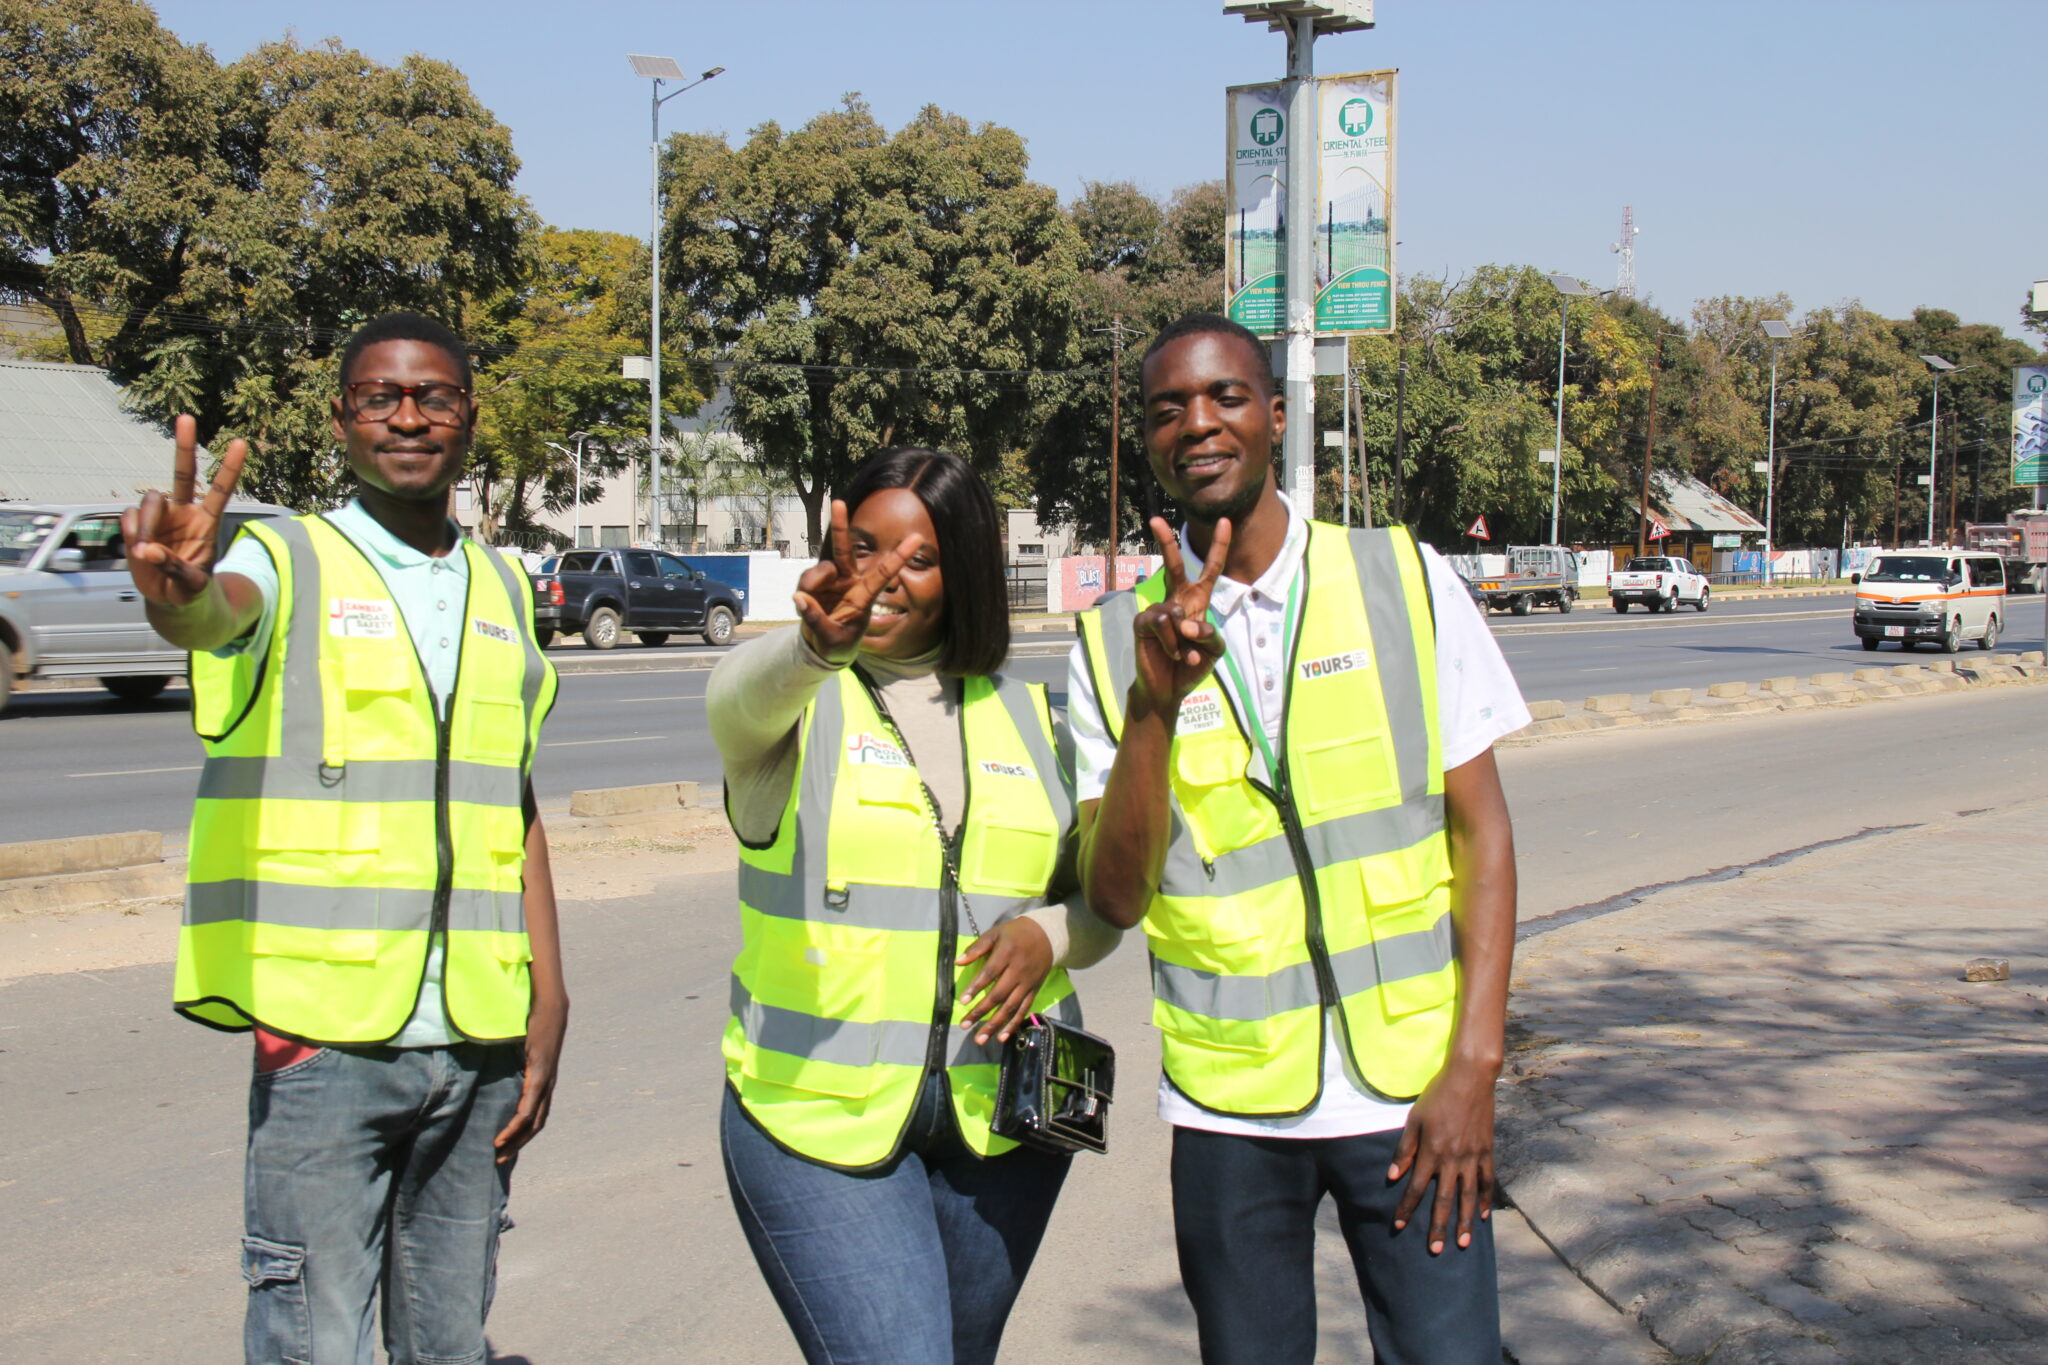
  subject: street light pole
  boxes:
[1546,273,1597,545]
[1919,354,1959,546]
[1760,319,1794,584]
[629,56,723,548]
[544,430,590,548]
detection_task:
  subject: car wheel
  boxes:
[535,628,556,651]
[1557,591,1574,614]
[1695,588,1709,613]
[1509,594,1532,617]
[0,644,12,715]
[1979,615,1998,650]
[1861,637,1881,651]
[102,675,171,702]
[1940,617,1961,654]
[584,606,622,650]
[702,605,737,646]
[1612,600,1627,614]
[636,632,671,647]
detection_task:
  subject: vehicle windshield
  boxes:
[1624,557,1671,571]
[1866,557,1951,583]
[0,511,61,566]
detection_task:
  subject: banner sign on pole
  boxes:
[1466,515,1489,540]
[1227,70,1397,339]
[2013,366,2048,488]
[1313,70,1395,334]
[1225,82,1288,336]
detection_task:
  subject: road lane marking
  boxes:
[66,765,202,778]
[541,735,669,748]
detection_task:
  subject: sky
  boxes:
[148,0,2047,341]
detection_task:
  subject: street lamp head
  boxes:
[629,54,686,81]
[702,66,725,80]
[1760,319,1794,340]
[1920,354,1956,372]
[568,430,590,442]
[1547,273,1595,297]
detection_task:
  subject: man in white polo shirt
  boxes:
[1071,313,1528,1364]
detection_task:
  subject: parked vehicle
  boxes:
[1467,545,1580,615]
[1609,555,1710,613]
[0,499,291,713]
[532,547,745,649]
[1851,548,2005,653]
[1964,512,2048,593]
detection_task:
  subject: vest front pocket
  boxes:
[1291,731,1399,817]
[959,817,1057,898]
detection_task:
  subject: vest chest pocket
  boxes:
[456,695,528,766]
[749,929,890,1028]
[1172,729,1271,857]
[1292,731,1400,817]
[959,814,1057,899]
[330,649,432,760]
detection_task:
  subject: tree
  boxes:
[663,97,1086,551]
[1,10,535,509]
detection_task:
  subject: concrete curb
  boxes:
[568,781,701,818]
[1502,651,2047,747]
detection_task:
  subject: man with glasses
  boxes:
[122,311,568,1365]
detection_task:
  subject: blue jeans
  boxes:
[1171,1124,1500,1365]
[241,1042,523,1365]
[720,1075,1072,1365]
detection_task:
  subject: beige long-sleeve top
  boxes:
[706,626,1119,968]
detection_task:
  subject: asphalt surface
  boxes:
[4,685,2043,1361]
[3,593,2041,844]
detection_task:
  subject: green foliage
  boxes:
[662,97,1086,552]
[1,7,533,510]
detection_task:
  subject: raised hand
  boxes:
[792,499,925,662]
[1128,515,1233,718]
[121,414,249,607]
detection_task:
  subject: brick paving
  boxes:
[1496,801,2048,1364]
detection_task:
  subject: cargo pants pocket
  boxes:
[242,1235,311,1365]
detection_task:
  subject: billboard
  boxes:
[1225,71,1397,338]
[1314,70,1396,333]
[2014,366,2048,488]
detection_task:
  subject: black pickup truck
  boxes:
[532,548,745,649]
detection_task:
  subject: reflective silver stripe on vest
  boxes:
[1159,794,1447,898]
[730,976,1081,1070]
[196,756,521,807]
[988,676,1074,834]
[1350,527,1435,804]
[1083,591,1142,740]
[1152,915,1453,1021]
[185,881,524,935]
[269,517,329,771]
[739,863,941,933]
[730,976,1004,1069]
[476,543,553,770]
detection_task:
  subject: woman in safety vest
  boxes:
[707,446,1117,1365]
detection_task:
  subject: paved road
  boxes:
[4,595,2040,844]
[4,685,2042,1362]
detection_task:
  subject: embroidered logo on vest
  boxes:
[1298,649,1372,681]
[327,598,397,639]
[976,759,1033,779]
[472,617,513,644]
[845,732,911,768]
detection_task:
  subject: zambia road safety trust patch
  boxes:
[471,617,514,644]
[845,731,911,768]
[326,597,398,639]
[1297,649,1373,681]
[1177,690,1227,734]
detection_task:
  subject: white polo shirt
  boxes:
[1064,497,1530,1137]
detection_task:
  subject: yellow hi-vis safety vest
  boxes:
[1077,521,1453,1115]
[725,666,1082,1170]
[175,514,558,1045]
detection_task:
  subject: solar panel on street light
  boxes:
[628,54,686,80]
[1920,354,1956,371]
[1547,273,1594,297]
[1760,319,1793,340]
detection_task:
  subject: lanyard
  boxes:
[1208,574,1302,786]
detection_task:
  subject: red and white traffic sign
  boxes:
[1466,515,1490,540]
[1648,517,1670,541]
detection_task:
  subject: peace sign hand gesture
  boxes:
[120,415,250,607]
[1129,515,1233,720]
[792,499,926,664]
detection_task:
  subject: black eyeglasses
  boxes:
[345,381,471,427]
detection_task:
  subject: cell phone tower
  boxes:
[1611,206,1639,300]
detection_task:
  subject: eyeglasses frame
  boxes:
[343,379,475,429]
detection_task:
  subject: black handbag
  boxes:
[992,1014,1115,1155]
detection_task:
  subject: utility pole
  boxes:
[1640,341,1661,558]
[1225,2,1374,509]
[1108,314,1123,588]
[1391,346,1406,524]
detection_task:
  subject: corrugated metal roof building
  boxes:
[1649,471,1765,535]
[0,360,178,502]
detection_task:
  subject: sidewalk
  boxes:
[1497,801,2048,1363]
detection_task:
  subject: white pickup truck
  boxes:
[1608,555,1710,613]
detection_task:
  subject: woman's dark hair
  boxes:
[840,446,1010,677]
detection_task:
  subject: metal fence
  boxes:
[1006,561,1047,611]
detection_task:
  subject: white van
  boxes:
[1851,548,2006,653]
